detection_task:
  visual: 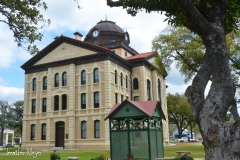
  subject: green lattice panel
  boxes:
[130,130,149,159]
[111,131,129,160]
[157,130,164,158]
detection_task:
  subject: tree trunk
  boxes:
[185,28,237,159]
[0,128,3,146]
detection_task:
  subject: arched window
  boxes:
[158,78,161,101]
[81,70,86,85]
[120,73,123,86]
[54,95,59,111]
[94,92,99,108]
[126,75,128,88]
[62,72,67,86]
[115,70,118,84]
[81,93,86,109]
[43,76,47,90]
[81,121,87,139]
[32,99,36,113]
[147,79,151,100]
[41,123,46,140]
[55,73,59,87]
[133,78,139,90]
[32,78,37,91]
[42,98,47,112]
[93,68,99,83]
[62,94,67,110]
[94,120,100,138]
[30,124,35,140]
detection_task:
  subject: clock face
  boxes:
[92,30,99,37]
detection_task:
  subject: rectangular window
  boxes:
[62,94,67,110]
[54,96,59,111]
[42,98,47,112]
[32,99,36,113]
[121,95,124,102]
[81,121,87,139]
[31,124,35,140]
[115,93,118,104]
[94,120,100,138]
[134,96,139,101]
[41,124,46,140]
[94,92,99,108]
[81,93,86,109]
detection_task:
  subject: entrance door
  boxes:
[55,121,65,147]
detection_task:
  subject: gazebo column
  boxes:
[5,133,8,145]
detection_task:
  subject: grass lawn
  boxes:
[0,142,204,160]
[164,142,205,158]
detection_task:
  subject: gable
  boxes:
[110,102,146,119]
[35,43,96,65]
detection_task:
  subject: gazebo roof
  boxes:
[105,99,166,120]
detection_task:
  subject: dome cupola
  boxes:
[84,20,130,46]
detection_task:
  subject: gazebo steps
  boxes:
[51,147,63,150]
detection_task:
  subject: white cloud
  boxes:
[166,82,190,95]
[0,86,24,103]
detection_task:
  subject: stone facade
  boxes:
[21,20,169,150]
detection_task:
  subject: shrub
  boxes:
[174,154,193,160]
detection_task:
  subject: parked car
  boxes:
[177,137,188,142]
[3,143,14,148]
[190,138,199,142]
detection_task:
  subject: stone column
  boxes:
[68,64,76,148]
[104,61,111,144]
[21,74,29,148]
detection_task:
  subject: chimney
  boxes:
[74,32,83,41]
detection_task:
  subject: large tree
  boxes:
[107,0,239,159]
[167,93,195,140]
[11,101,24,137]
[0,101,13,146]
[0,0,50,54]
[152,27,240,86]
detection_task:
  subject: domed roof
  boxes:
[84,20,130,46]
[89,20,124,33]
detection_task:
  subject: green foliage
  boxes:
[50,150,61,160]
[152,26,240,86]
[107,0,240,34]
[0,0,50,54]
[0,100,14,146]
[10,101,24,135]
[167,93,196,138]
[93,155,105,160]
[152,27,204,83]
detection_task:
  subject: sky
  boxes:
[0,0,191,103]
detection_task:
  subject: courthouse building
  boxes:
[21,20,169,149]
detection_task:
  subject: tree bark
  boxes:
[106,0,239,159]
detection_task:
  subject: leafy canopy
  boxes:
[107,0,240,34]
[152,27,240,85]
[0,0,50,54]
[167,93,195,138]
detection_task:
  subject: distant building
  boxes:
[21,20,169,150]
[0,129,14,146]
[172,128,195,140]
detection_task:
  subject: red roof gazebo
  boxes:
[105,100,166,160]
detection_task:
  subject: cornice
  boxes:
[23,52,132,74]
[21,36,111,69]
